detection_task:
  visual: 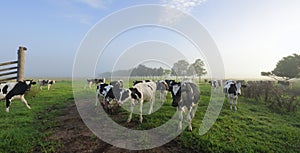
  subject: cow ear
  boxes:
[32,82,37,85]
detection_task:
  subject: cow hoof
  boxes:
[6,108,9,113]
[127,119,131,123]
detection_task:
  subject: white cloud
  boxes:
[160,0,207,25]
[76,0,107,9]
[161,0,207,13]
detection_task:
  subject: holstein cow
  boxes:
[117,81,157,123]
[0,80,36,112]
[223,80,246,111]
[170,81,200,131]
[156,80,169,100]
[85,78,105,89]
[38,79,56,90]
[95,83,121,107]
[209,80,222,91]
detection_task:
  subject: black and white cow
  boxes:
[170,81,200,131]
[117,81,157,123]
[0,80,36,112]
[156,80,169,100]
[209,80,222,91]
[223,80,246,111]
[85,78,105,89]
[38,79,56,90]
[95,83,121,107]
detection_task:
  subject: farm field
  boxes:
[0,80,299,152]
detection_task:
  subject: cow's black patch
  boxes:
[133,80,143,86]
[147,85,153,91]
[130,88,141,100]
[3,85,9,94]
[228,84,237,95]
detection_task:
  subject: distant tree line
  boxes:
[100,59,207,78]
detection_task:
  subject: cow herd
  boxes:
[93,78,255,131]
[94,79,201,131]
[0,77,293,131]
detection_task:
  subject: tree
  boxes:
[262,53,300,80]
[171,60,189,76]
[190,59,207,81]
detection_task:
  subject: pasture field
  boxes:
[0,79,299,152]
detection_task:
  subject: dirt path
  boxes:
[44,102,193,153]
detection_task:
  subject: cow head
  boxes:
[24,80,36,91]
[170,82,182,107]
[165,79,176,91]
[110,80,123,89]
[117,88,131,105]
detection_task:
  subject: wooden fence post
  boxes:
[17,46,27,81]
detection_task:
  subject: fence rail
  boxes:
[0,46,27,83]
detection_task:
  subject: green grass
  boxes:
[0,80,299,152]
[0,80,74,153]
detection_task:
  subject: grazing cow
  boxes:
[0,80,36,112]
[156,80,169,100]
[209,80,222,91]
[223,80,246,110]
[170,81,200,131]
[85,78,105,89]
[117,81,157,123]
[95,83,121,107]
[38,79,56,90]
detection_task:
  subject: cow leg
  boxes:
[190,103,197,119]
[234,97,238,111]
[178,107,183,131]
[20,95,31,109]
[187,106,193,131]
[39,85,43,90]
[148,99,154,115]
[163,91,167,101]
[127,100,134,123]
[5,98,11,113]
[139,100,144,123]
[228,96,233,110]
[47,84,51,90]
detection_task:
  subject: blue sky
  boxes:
[1,0,299,79]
